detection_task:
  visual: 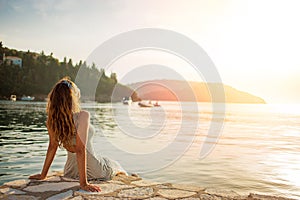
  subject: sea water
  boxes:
[0,101,299,199]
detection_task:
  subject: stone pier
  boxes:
[0,172,294,200]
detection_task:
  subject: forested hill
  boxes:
[0,43,138,102]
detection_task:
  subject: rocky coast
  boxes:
[0,172,294,200]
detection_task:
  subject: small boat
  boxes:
[153,101,160,107]
[10,95,16,102]
[138,101,154,107]
[122,97,132,105]
[21,96,35,101]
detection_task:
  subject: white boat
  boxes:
[122,97,132,105]
[21,96,35,101]
[10,95,16,102]
[138,101,154,107]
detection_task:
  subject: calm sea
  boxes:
[0,101,299,199]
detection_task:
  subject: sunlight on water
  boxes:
[0,101,299,199]
[98,102,183,155]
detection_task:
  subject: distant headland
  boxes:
[129,80,266,104]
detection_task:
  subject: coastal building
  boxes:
[3,54,22,67]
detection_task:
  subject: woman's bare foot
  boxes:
[115,172,126,176]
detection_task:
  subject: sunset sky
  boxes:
[1,0,300,103]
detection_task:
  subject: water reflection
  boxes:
[0,101,65,184]
[0,102,47,129]
[0,101,299,199]
[93,106,118,131]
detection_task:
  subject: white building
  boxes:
[3,54,22,67]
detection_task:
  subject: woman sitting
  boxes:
[29,77,126,192]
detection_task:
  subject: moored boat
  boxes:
[153,101,160,107]
[21,96,35,101]
[10,95,16,102]
[138,101,154,107]
[122,97,132,105]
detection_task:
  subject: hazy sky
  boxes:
[1,0,300,103]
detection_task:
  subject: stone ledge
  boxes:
[0,172,296,200]
[157,188,197,199]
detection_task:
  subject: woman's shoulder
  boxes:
[78,110,90,121]
[79,110,90,116]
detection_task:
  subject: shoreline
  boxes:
[0,172,295,200]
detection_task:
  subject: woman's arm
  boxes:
[75,111,89,187]
[75,111,101,192]
[29,128,58,180]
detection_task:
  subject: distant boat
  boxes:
[153,101,161,107]
[21,96,35,101]
[138,101,154,108]
[10,95,16,102]
[122,97,132,105]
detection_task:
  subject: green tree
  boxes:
[0,45,139,102]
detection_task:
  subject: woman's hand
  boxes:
[80,183,101,192]
[29,174,46,180]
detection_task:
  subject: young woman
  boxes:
[29,77,126,192]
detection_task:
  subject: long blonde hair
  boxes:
[46,77,81,147]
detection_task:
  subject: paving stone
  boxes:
[132,179,161,187]
[61,177,78,182]
[147,197,168,200]
[236,194,250,199]
[248,193,290,200]
[112,174,141,184]
[172,183,205,192]
[157,188,196,199]
[45,176,61,182]
[0,194,39,200]
[75,183,134,196]
[155,184,171,189]
[0,187,26,195]
[24,182,78,192]
[4,179,30,188]
[46,190,73,200]
[74,189,100,195]
[81,197,120,200]
[34,176,61,183]
[97,183,134,195]
[205,188,240,199]
[107,180,125,185]
[199,194,222,200]
[68,196,84,200]
[118,187,154,199]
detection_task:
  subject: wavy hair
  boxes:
[46,77,81,148]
